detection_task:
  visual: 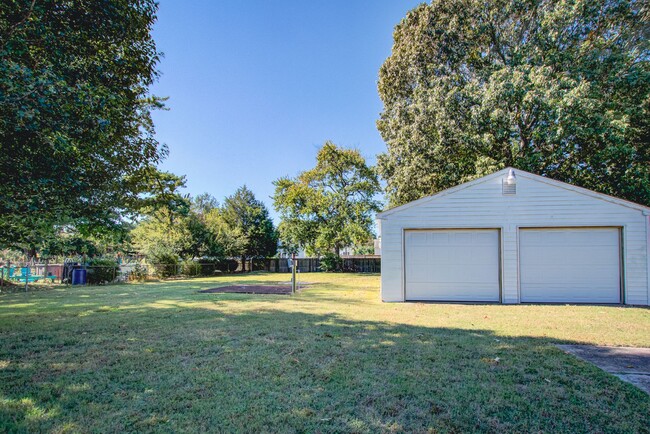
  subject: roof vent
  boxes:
[502,169,516,195]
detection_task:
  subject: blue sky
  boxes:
[150,0,422,221]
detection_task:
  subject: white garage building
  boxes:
[377,168,650,305]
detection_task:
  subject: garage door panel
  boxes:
[521,286,617,303]
[405,230,500,302]
[523,265,616,283]
[520,228,620,303]
[407,283,498,302]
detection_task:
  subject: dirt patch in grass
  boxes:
[199,284,294,295]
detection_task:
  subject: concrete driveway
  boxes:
[557,345,650,394]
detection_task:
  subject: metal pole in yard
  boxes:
[291,253,296,295]
[25,265,29,292]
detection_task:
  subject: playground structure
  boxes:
[0,258,134,291]
[1,264,57,285]
[0,260,90,291]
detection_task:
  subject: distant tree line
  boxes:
[0,1,377,266]
[131,186,278,268]
[3,0,646,270]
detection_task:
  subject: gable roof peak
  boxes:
[377,167,650,218]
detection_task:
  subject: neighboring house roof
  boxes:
[377,167,650,219]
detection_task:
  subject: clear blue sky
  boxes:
[150,0,422,221]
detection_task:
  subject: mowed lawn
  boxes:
[1,274,649,433]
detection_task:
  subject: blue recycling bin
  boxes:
[71,269,87,285]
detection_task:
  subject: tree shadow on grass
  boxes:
[1,306,649,433]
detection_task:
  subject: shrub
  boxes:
[180,260,224,276]
[320,253,342,272]
[87,258,119,285]
[214,259,238,273]
[253,258,270,271]
[199,262,218,275]
[181,260,199,276]
[149,251,179,278]
[128,263,148,282]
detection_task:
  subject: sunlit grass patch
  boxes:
[0,273,648,432]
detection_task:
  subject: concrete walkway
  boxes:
[557,345,650,394]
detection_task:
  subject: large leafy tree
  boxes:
[130,215,191,263]
[377,0,650,207]
[131,193,234,262]
[273,142,381,257]
[0,0,167,248]
[131,168,191,226]
[39,222,133,259]
[129,174,191,262]
[221,186,278,269]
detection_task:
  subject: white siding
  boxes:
[404,230,500,301]
[379,170,650,305]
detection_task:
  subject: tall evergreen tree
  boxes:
[221,186,278,270]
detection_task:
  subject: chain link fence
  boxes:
[0,256,380,291]
[0,261,126,290]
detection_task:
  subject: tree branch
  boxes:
[0,0,37,52]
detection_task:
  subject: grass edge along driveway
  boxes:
[1,273,649,433]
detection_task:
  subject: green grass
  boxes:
[1,273,649,433]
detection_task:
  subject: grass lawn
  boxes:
[1,273,649,433]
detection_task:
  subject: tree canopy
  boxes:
[377,0,650,207]
[0,0,167,248]
[273,142,381,256]
[131,187,277,267]
[221,186,278,263]
[131,193,230,263]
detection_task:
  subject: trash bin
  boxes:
[71,269,87,285]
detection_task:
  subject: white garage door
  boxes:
[405,229,500,302]
[519,228,621,303]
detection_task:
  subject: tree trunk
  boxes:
[241,255,247,273]
[26,247,37,262]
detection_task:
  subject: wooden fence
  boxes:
[254,256,380,273]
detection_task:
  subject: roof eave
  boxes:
[377,168,511,219]
[377,167,650,219]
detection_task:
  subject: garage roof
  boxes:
[377,167,650,219]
